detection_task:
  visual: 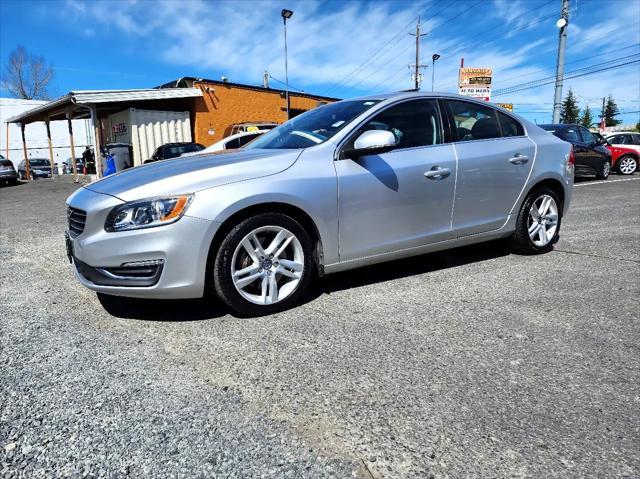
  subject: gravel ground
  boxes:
[1,175,639,478]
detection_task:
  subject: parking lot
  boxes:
[1,175,638,478]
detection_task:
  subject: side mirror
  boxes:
[344,130,398,159]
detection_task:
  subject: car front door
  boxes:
[578,126,608,172]
[444,99,535,236]
[335,99,457,261]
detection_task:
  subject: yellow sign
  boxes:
[458,67,492,101]
[496,103,513,111]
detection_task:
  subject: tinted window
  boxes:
[358,99,442,149]
[631,134,640,145]
[621,134,633,144]
[237,133,261,147]
[0,160,13,167]
[30,159,49,166]
[448,100,500,141]
[563,127,580,142]
[498,112,524,137]
[225,138,240,149]
[579,127,596,143]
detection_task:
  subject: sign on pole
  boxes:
[496,103,513,111]
[458,67,492,101]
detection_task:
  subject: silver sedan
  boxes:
[66,92,573,315]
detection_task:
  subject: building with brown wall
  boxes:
[160,77,338,146]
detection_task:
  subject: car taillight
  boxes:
[568,146,575,167]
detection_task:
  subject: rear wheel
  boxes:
[511,187,561,254]
[595,161,610,180]
[617,156,637,175]
[212,213,314,316]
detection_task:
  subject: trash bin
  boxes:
[104,143,132,172]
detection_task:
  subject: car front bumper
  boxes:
[67,187,219,299]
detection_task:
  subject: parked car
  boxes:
[0,156,18,185]
[593,132,638,175]
[62,158,86,174]
[181,131,266,157]
[227,122,278,136]
[18,158,54,179]
[144,142,205,164]
[539,124,611,179]
[66,92,573,316]
[604,131,640,155]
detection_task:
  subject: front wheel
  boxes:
[212,213,315,316]
[617,156,638,175]
[595,161,611,180]
[511,187,561,255]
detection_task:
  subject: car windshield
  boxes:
[246,100,381,150]
[31,159,49,166]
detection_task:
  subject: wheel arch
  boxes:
[204,202,326,295]
[523,178,566,215]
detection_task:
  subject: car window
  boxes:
[448,100,500,141]
[237,133,261,147]
[357,99,442,149]
[579,127,596,144]
[631,134,640,145]
[0,160,12,167]
[563,127,580,143]
[247,100,381,150]
[621,135,633,144]
[497,112,524,137]
[225,138,241,149]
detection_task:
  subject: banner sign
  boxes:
[458,68,492,101]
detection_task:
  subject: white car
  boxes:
[181,131,265,158]
[604,131,640,154]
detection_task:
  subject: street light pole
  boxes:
[431,54,440,92]
[281,9,294,120]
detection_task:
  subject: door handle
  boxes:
[424,167,451,180]
[509,154,529,165]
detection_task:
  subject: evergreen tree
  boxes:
[602,94,622,127]
[579,105,594,129]
[560,88,580,124]
[635,121,640,132]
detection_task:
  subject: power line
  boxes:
[493,58,640,97]
[324,15,418,95]
[494,53,640,95]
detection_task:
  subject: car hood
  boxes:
[84,149,301,202]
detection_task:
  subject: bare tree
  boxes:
[3,46,54,100]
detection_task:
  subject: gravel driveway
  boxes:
[1,175,639,478]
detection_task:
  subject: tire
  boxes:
[617,155,638,175]
[212,213,315,316]
[595,161,611,180]
[511,187,561,255]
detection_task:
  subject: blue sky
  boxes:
[1,0,639,125]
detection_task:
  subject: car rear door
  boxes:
[443,99,534,237]
[561,126,590,174]
[335,99,457,261]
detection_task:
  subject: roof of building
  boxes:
[157,77,340,102]
[6,88,202,124]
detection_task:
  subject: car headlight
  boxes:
[105,195,193,232]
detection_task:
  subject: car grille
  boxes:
[67,207,87,238]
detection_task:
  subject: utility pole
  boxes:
[263,70,269,88]
[408,17,428,90]
[552,0,569,123]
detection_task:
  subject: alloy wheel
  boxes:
[602,162,610,178]
[527,194,559,247]
[231,225,304,305]
[619,157,637,175]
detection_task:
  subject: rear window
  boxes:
[30,159,49,166]
[0,160,13,167]
[448,100,500,141]
[497,112,524,137]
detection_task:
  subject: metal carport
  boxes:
[5,87,202,180]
